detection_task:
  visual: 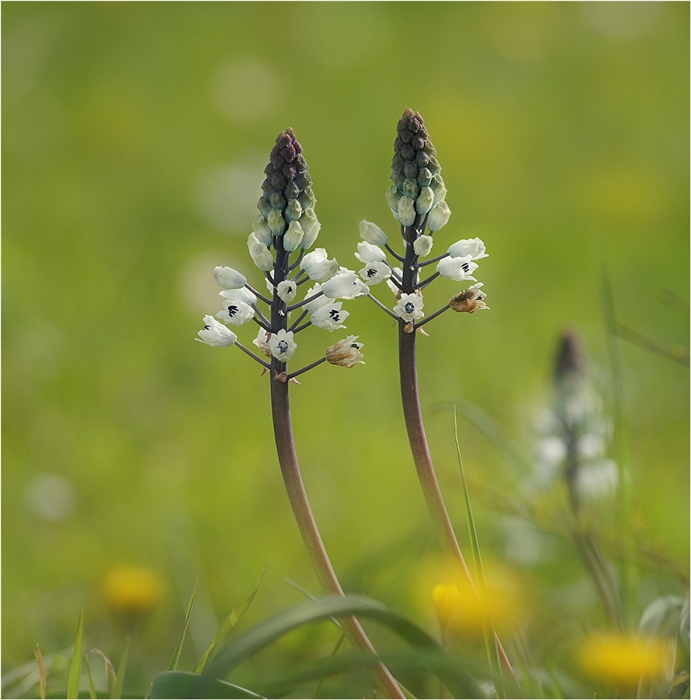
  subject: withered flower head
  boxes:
[449,283,489,314]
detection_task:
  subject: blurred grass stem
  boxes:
[270,375,405,699]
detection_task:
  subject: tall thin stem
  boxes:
[270,377,405,699]
[398,326,515,679]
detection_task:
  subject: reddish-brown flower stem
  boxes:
[270,376,405,699]
[398,326,515,679]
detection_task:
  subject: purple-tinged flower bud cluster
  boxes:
[388,108,447,238]
[256,129,321,250]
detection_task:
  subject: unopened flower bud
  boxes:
[397,196,416,226]
[253,328,272,357]
[416,186,434,215]
[325,335,365,368]
[247,232,274,271]
[299,209,321,249]
[298,186,316,210]
[449,283,489,313]
[385,186,402,220]
[252,215,274,246]
[402,178,419,200]
[413,235,434,257]
[284,198,302,223]
[427,201,451,231]
[283,220,304,252]
[359,220,388,246]
[267,209,286,236]
[213,266,247,290]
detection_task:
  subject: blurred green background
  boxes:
[3,1,688,694]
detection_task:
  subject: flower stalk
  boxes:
[359,108,513,681]
[198,129,402,698]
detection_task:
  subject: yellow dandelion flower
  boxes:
[426,559,526,640]
[579,632,674,688]
[102,565,166,619]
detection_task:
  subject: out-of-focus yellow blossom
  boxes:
[102,565,166,618]
[579,632,674,688]
[424,558,527,640]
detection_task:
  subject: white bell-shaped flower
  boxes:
[394,293,424,322]
[355,241,386,264]
[359,261,391,286]
[321,268,369,300]
[216,300,255,326]
[196,315,237,347]
[300,248,338,282]
[268,329,297,361]
[220,287,256,306]
[310,301,349,331]
[276,280,298,303]
[436,255,478,282]
[447,237,488,260]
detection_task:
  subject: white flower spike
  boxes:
[268,329,297,361]
[196,315,237,347]
[394,293,425,322]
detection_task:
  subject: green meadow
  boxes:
[3,3,688,697]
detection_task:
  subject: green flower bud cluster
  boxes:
[387,109,447,236]
[254,128,321,251]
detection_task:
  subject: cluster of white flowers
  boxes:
[355,218,490,325]
[197,252,369,366]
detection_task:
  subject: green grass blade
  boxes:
[169,578,199,671]
[112,636,131,699]
[67,608,84,699]
[91,649,116,698]
[83,655,97,700]
[34,644,46,700]
[312,630,345,698]
[194,571,267,674]
[151,671,264,699]
[601,269,637,630]
[195,595,482,699]
[453,405,505,699]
